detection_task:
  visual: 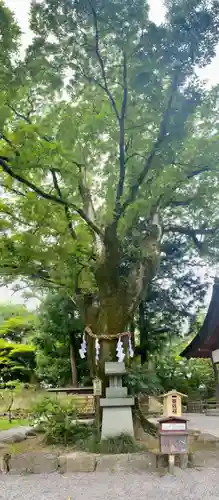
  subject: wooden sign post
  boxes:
[93,377,102,436]
[93,377,102,397]
[159,415,189,473]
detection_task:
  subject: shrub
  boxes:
[32,396,95,445]
[125,364,162,396]
[0,381,25,422]
[90,433,141,454]
[99,434,141,454]
[77,432,141,454]
[32,397,141,452]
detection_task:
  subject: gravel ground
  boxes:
[1,469,219,500]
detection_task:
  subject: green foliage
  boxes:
[0,303,36,383]
[33,291,90,386]
[125,364,162,396]
[88,434,141,454]
[35,351,72,388]
[155,340,215,399]
[1,0,219,370]
[136,237,209,364]
[0,380,25,421]
[0,338,36,383]
[0,0,21,87]
[32,396,94,445]
[32,396,139,452]
[0,303,35,342]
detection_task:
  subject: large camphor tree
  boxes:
[1,0,219,377]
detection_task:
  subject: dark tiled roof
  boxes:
[181,279,219,359]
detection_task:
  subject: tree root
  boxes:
[133,398,158,437]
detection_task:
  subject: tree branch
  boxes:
[7,104,31,124]
[187,165,219,179]
[50,168,77,240]
[0,182,25,197]
[0,208,33,228]
[163,223,219,250]
[115,51,127,215]
[168,198,194,207]
[0,157,104,239]
[163,224,217,235]
[77,165,96,221]
[162,163,219,210]
[1,116,103,240]
[89,0,120,121]
[118,73,179,219]
[0,134,20,156]
[171,160,219,180]
[124,152,146,164]
[0,263,66,289]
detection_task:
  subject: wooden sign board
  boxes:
[93,377,102,396]
[160,434,188,454]
[161,422,186,431]
[212,349,219,364]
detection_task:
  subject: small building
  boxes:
[160,390,187,417]
[181,278,219,402]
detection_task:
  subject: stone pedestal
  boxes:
[100,362,134,439]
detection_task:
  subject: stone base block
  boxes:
[9,452,58,474]
[101,407,134,439]
[58,452,96,473]
[96,452,156,472]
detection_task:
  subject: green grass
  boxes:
[0,419,29,431]
[77,432,142,454]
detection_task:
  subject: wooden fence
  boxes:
[186,400,219,413]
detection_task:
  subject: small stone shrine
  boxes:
[100,361,134,439]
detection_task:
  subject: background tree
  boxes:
[0,339,36,383]
[137,234,209,363]
[155,337,215,399]
[33,291,90,387]
[1,0,219,379]
[0,303,35,342]
[0,303,36,383]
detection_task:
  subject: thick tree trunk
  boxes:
[69,336,78,387]
[80,218,162,385]
[139,302,148,365]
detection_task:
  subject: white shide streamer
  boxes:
[116,336,125,363]
[79,333,87,359]
[95,337,100,363]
